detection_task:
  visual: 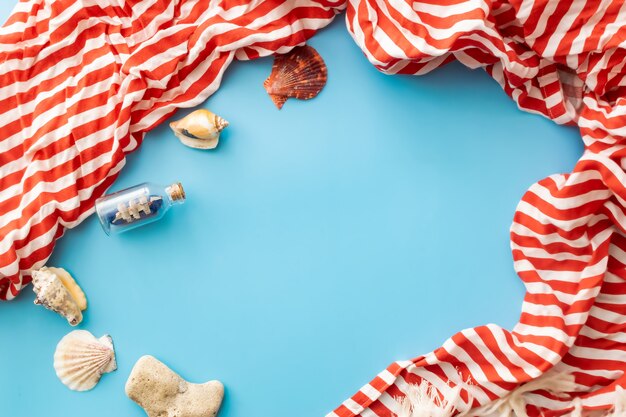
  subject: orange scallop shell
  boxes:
[263,45,328,110]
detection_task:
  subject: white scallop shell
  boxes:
[54,330,117,391]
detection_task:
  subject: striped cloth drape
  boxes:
[1,1,625,416]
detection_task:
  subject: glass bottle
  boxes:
[95,182,185,235]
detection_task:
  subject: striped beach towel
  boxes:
[1,1,624,416]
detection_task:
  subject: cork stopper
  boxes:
[166,182,186,204]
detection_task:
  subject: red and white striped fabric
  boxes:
[1,1,625,416]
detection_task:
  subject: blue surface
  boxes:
[0,7,584,417]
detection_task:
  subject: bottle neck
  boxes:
[165,182,186,205]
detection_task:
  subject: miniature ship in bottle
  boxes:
[95,182,185,235]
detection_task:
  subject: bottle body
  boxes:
[95,182,185,235]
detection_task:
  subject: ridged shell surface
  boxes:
[31,267,86,326]
[54,330,117,391]
[263,45,327,109]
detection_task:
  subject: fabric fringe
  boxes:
[396,376,626,417]
[606,386,626,417]
[570,398,583,417]
[469,372,577,417]
[396,383,462,417]
[397,372,576,417]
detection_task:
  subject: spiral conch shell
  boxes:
[54,330,117,391]
[32,267,87,326]
[169,109,229,150]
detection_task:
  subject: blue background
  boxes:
[0,6,583,417]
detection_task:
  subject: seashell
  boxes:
[126,355,223,417]
[169,109,229,150]
[263,45,327,109]
[54,330,117,391]
[31,266,87,326]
